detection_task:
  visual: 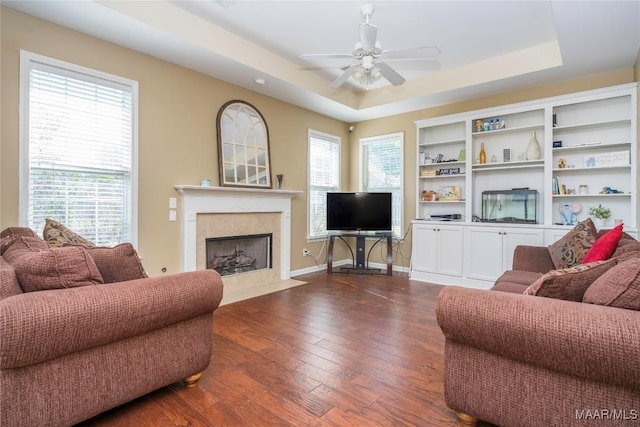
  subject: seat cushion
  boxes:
[491,281,530,294]
[495,270,543,287]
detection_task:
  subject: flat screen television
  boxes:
[326,192,392,232]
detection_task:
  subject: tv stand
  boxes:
[327,232,393,276]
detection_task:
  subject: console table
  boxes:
[327,232,393,276]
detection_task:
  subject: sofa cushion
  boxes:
[0,227,40,255]
[78,243,148,283]
[523,259,616,302]
[43,218,95,248]
[495,270,543,287]
[4,242,103,292]
[582,223,623,264]
[491,281,530,294]
[2,236,51,263]
[583,258,640,311]
[547,218,598,269]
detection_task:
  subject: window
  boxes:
[20,51,138,246]
[360,132,403,236]
[308,130,340,238]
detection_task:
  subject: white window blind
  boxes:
[361,132,403,236]
[21,52,137,246]
[308,130,340,238]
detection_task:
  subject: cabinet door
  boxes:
[465,227,504,281]
[412,224,438,273]
[502,228,544,271]
[436,225,463,277]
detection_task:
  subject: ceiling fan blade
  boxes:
[360,23,378,51]
[383,46,441,60]
[376,62,406,86]
[329,64,360,89]
[299,53,354,60]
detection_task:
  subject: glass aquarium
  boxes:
[481,189,538,224]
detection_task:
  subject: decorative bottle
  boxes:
[526,131,541,160]
[479,143,487,164]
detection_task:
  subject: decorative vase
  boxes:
[526,131,541,160]
[479,143,487,164]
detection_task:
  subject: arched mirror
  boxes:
[216,100,272,188]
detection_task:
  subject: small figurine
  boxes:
[600,186,623,194]
[558,158,566,169]
[560,203,581,225]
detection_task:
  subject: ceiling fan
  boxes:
[299,4,440,89]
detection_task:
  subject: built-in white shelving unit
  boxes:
[411,83,637,289]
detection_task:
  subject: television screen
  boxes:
[326,192,392,231]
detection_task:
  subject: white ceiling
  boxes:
[4,0,639,123]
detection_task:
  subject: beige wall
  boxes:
[351,69,636,266]
[0,7,350,275]
[1,6,637,275]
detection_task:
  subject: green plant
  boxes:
[588,204,611,219]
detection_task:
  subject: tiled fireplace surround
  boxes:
[174,185,302,304]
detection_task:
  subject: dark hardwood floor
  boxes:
[78,271,489,426]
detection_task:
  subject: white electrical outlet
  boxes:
[303,249,311,256]
[169,210,176,221]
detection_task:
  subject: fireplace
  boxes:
[206,233,272,276]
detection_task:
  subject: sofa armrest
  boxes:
[0,270,223,369]
[436,286,640,390]
[512,245,555,273]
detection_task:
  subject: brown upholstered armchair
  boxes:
[0,227,224,426]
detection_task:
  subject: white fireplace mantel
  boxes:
[174,185,302,277]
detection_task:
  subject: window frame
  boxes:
[19,50,139,246]
[359,132,404,237]
[307,129,341,240]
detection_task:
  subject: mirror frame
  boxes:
[216,100,272,189]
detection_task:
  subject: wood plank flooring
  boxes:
[77,271,492,427]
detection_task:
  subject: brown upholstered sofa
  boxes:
[437,228,640,426]
[0,227,224,427]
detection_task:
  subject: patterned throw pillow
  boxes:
[523,259,616,302]
[547,218,598,269]
[583,258,640,310]
[42,218,95,248]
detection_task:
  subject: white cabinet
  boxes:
[410,83,637,289]
[411,222,463,277]
[465,226,544,281]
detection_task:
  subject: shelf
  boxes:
[472,123,544,137]
[552,118,631,132]
[420,138,466,146]
[552,142,630,153]
[419,174,466,179]
[552,193,631,198]
[472,160,544,172]
[419,200,466,204]
[553,165,631,173]
[419,161,465,167]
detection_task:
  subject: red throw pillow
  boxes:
[582,224,623,264]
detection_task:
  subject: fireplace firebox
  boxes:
[205,233,272,277]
